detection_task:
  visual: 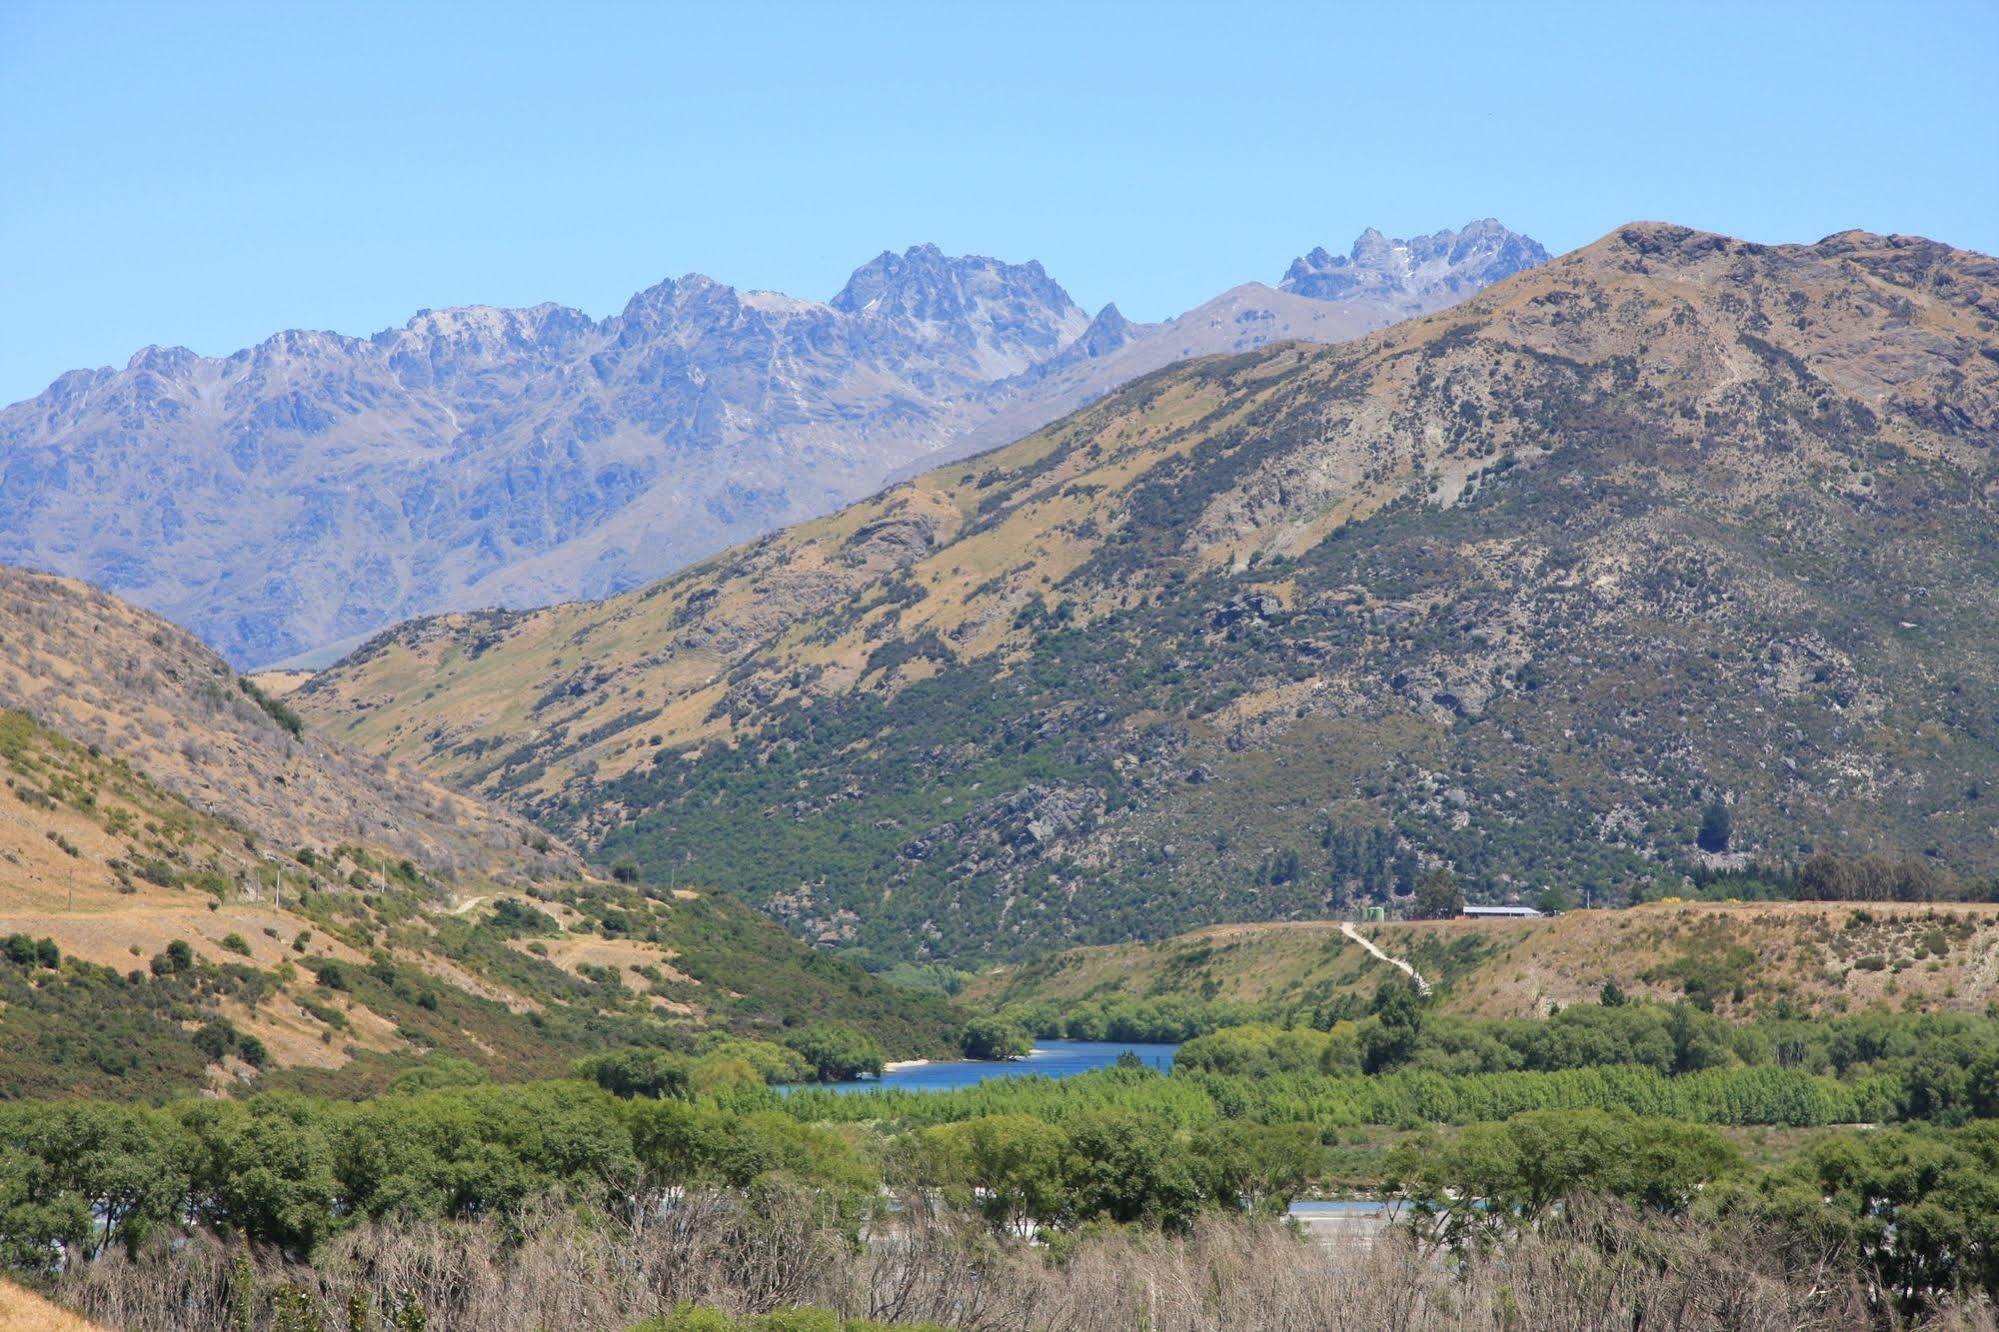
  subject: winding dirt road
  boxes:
[1341,920,1432,995]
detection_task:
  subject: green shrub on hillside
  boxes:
[237,677,304,737]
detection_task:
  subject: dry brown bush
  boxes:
[50,1192,1994,1332]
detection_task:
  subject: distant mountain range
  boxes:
[0,222,1546,665]
[292,224,1999,963]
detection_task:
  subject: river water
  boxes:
[805,1039,1179,1094]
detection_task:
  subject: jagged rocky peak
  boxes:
[1281,219,1550,304]
[381,302,598,379]
[124,344,201,378]
[830,244,1089,375]
[391,302,595,349]
[830,244,1068,319]
[615,271,740,323]
[600,272,778,354]
[1071,303,1138,359]
[235,327,373,372]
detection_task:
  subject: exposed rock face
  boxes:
[829,245,1089,380]
[1073,304,1138,358]
[1,228,1542,666]
[296,223,1999,963]
[1281,219,1550,306]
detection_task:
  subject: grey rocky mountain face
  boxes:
[1281,218,1551,305]
[1,222,1544,666]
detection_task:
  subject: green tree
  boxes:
[574,1048,694,1100]
[1061,1109,1202,1230]
[1392,1108,1737,1248]
[782,1024,885,1083]
[179,1097,341,1255]
[193,1019,239,1063]
[922,1114,1069,1234]
[1191,1121,1322,1214]
[0,1101,195,1270]
[1411,868,1464,920]
[1668,1003,1736,1074]
[1721,1122,1999,1312]
[1697,799,1732,853]
[960,1015,1033,1061]
[1361,981,1428,1075]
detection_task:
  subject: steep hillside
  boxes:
[0,702,962,1098]
[969,902,1999,1021]
[0,566,566,883]
[1,224,1540,665]
[298,223,1999,964]
[0,573,963,1097]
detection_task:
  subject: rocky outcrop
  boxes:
[1281,219,1549,307]
[295,223,1999,962]
[2,228,1543,667]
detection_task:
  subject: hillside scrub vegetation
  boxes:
[10,1078,1998,1330]
[294,227,1999,966]
[0,854,966,1101]
[976,898,1999,1024]
[0,706,970,1095]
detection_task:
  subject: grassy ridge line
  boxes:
[0,566,573,886]
[970,903,1999,1020]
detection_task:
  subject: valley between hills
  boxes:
[6,218,1999,1332]
[12,5,1999,1326]
[4,214,1997,1090]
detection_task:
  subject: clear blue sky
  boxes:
[3,0,1994,405]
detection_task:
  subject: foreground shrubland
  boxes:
[47,1194,1997,1332]
[12,994,1999,1328]
[6,1077,1999,1328]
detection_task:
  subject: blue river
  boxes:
[800,1039,1178,1094]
